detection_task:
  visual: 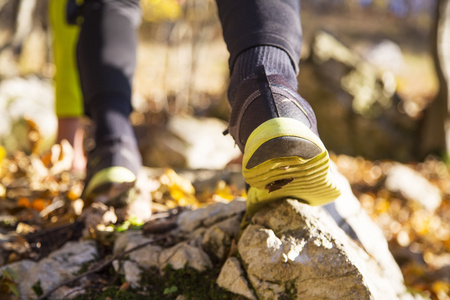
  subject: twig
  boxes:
[37,237,164,300]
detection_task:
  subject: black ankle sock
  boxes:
[228,46,298,105]
[90,97,136,146]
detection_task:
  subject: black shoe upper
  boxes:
[84,136,142,189]
[228,65,319,152]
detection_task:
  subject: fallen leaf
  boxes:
[17,197,30,208]
[31,199,48,212]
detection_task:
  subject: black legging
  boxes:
[76,0,302,116]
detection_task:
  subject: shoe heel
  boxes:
[243,118,340,207]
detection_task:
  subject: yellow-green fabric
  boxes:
[49,0,83,117]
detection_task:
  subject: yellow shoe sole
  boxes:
[83,166,137,205]
[243,118,340,214]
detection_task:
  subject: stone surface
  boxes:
[385,164,442,211]
[201,224,231,261]
[324,163,406,291]
[19,240,98,300]
[168,116,241,169]
[177,198,245,233]
[0,259,37,285]
[112,230,162,286]
[123,260,142,288]
[137,115,241,169]
[238,199,410,300]
[217,257,257,300]
[114,230,162,270]
[159,241,212,272]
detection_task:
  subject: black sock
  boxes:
[90,96,137,146]
[228,46,298,105]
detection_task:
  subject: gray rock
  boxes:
[238,199,409,299]
[113,230,145,255]
[177,206,211,232]
[324,163,406,292]
[385,164,442,211]
[113,230,162,285]
[177,198,245,232]
[19,240,98,300]
[176,167,246,196]
[159,241,212,272]
[168,116,241,169]
[123,261,142,288]
[201,225,231,261]
[0,259,37,288]
[137,125,188,169]
[217,257,257,300]
[202,199,246,227]
[138,116,241,169]
[212,214,242,237]
[128,244,162,270]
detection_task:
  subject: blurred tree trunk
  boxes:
[419,0,450,158]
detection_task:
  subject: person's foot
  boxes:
[82,137,142,207]
[228,65,340,214]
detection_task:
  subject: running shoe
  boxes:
[227,65,340,214]
[82,137,142,207]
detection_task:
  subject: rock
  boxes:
[137,124,188,169]
[201,214,242,261]
[177,167,246,195]
[113,231,162,270]
[201,225,231,261]
[113,230,143,255]
[238,199,410,299]
[217,257,257,300]
[324,163,406,291]
[113,230,162,287]
[137,116,241,169]
[177,198,246,233]
[0,259,37,286]
[168,116,241,169]
[202,199,246,228]
[298,30,416,161]
[123,261,142,288]
[19,240,98,300]
[177,206,211,232]
[385,164,442,211]
[159,241,212,272]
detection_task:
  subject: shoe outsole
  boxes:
[243,117,340,213]
[83,166,137,205]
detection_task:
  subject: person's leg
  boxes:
[216,0,340,214]
[76,0,142,204]
[49,0,86,172]
[57,118,86,172]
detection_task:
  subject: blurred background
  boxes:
[0,0,443,164]
[0,1,449,299]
